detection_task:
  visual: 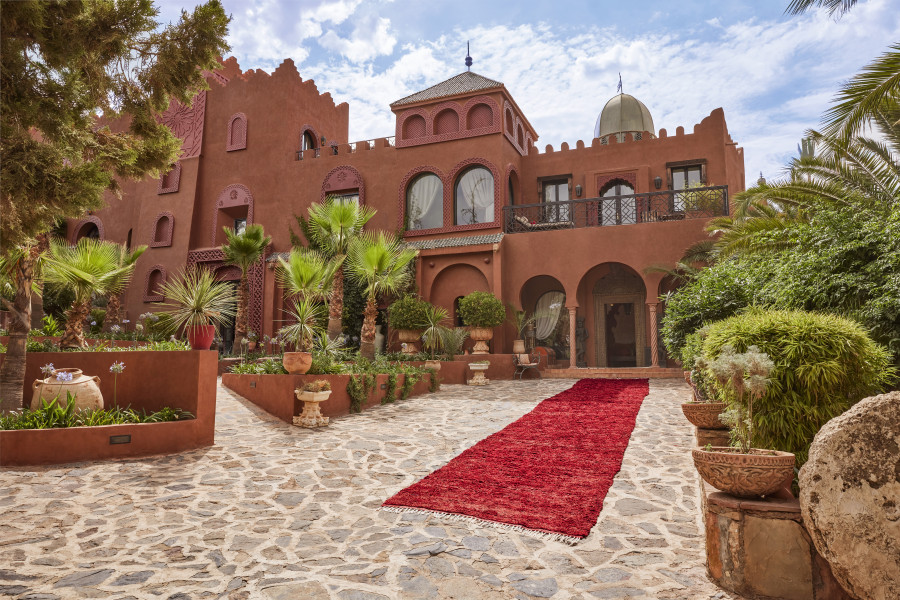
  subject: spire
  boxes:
[617,72,622,94]
[465,41,473,71]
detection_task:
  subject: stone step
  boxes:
[544,367,685,379]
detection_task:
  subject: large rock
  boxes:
[799,391,900,600]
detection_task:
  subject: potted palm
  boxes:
[276,248,338,375]
[293,379,331,427]
[159,267,237,350]
[691,345,795,498]
[420,303,449,371]
[438,327,469,360]
[387,295,429,355]
[458,291,505,354]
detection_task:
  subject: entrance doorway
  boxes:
[604,303,636,367]
[591,264,646,367]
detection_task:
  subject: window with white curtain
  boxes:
[454,166,494,225]
[534,291,565,341]
[406,173,443,230]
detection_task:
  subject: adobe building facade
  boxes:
[68,57,745,370]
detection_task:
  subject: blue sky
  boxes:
[157,0,900,186]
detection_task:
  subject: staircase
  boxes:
[544,367,685,379]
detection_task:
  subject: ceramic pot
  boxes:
[282,351,312,375]
[512,339,526,354]
[293,389,331,427]
[681,402,728,429]
[247,341,257,351]
[692,447,795,498]
[187,324,215,350]
[396,329,422,354]
[424,359,442,372]
[32,368,103,411]
[468,327,493,355]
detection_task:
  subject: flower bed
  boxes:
[0,350,217,467]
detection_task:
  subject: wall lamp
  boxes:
[575,184,582,197]
[654,176,663,190]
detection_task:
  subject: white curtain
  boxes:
[455,167,494,224]
[534,291,564,340]
[408,174,442,229]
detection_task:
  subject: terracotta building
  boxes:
[68,56,745,370]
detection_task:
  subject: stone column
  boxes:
[648,303,659,368]
[568,307,577,369]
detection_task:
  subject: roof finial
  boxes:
[465,41,473,71]
[617,72,623,94]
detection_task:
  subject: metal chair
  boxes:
[513,353,541,380]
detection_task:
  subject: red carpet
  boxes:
[383,378,649,542]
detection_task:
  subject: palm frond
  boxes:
[43,238,134,303]
[222,224,271,273]
[306,196,376,257]
[347,231,416,300]
[785,0,857,17]
[276,248,339,302]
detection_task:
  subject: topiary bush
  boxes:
[387,296,430,330]
[701,309,895,466]
[458,291,505,328]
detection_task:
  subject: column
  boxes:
[568,307,577,369]
[648,303,659,368]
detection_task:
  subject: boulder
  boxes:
[799,391,900,600]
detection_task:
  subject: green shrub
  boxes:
[229,358,287,375]
[702,309,895,465]
[458,291,505,328]
[0,394,193,430]
[387,296,430,330]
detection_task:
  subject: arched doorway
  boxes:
[519,275,567,361]
[590,264,647,367]
[599,179,636,226]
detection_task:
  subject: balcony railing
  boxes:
[503,186,728,233]
[297,136,395,160]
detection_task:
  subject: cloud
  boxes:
[318,14,397,62]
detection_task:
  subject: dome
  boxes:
[594,93,655,140]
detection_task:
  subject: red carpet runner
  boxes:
[383,378,650,543]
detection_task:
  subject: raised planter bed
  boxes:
[222,372,435,424]
[0,350,217,467]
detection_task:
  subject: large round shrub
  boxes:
[458,291,505,328]
[387,296,430,330]
[702,309,895,466]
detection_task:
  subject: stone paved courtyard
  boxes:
[0,378,741,599]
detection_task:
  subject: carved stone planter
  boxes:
[423,360,441,372]
[468,362,489,386]
[681,402,728,429]
[692,447,795,499]
[32,368,103,411]
[293,390,331,428]
[696,427,731,448]
[468,327,493,355]
[397,329,422,354]
[282,351,312,375]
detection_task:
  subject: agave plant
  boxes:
[159,267,236,332]
[278,298,326,353]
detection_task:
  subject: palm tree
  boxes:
[0,245,40,412]
[347,231,417,360]
[104,244,147,331]
[276,248,338,303]
[222,224,271,354]
[300,198,375,339]
[43,238,137,348]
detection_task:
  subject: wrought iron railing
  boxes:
[503,185,728,233]
[297,136,395,160]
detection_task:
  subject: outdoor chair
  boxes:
[513,353,541,380]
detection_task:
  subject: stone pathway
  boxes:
[0,378,742,599]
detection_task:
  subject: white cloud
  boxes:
[318,14,397,62]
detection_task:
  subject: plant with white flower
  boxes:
[40,363,55,377]
[55,371,74,383]
[710,345,774,453]
[109,361,125,404]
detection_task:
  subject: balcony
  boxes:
[502,186,728,233]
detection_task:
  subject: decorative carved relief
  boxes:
[157,162,182,194]
[321,165,365,204]
[143,265,167,302]
[597,172,638,194]
[69,216,105,243]
[211,184,254,246]
[226,112,247,151]
[158,91,206,159]
[187,248,265,335]
[149,212,174,248]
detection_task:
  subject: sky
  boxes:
[157,0,900,186]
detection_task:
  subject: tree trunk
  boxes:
[29,233,50,330]
[231,273,249,355]
[327,266,344,340]
[59,299,90,349]
[104,293,121,331]
[0,247,38,412]
[359,296,378,360]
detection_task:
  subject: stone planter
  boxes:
[31,368,103,411]
[692,447,795,499]
[468,327,493,355]
[293,389,331,428]
[468,362,490,386]
[681,402,728,429]
[512,339,526,354]
[397,328,422,354]
[423,360,441,372]
[282,351,312,375]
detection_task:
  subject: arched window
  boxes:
[402,115,426,140]
[434,109,459,135]
[454,166,494,225]
[516,125,524,148]
[301,131,316,151]
[158,162,181,194]
[467,103,492,129]
[600,180,636,226]
[505,110,514,134]
[78,223,100,241]
[144,266,167,302]
[226,113,247,151]
[150,212,174,247]
[406,173,443,231]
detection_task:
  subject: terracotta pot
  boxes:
[424,359,441,372]
[32,368,103,412]
[247,341,257,351]
[282,351,312,375]
[187,324,215,350]
[468,327,493,354]
[692,446,795,498]
[681,402,728,429]
[512,339,526,354]
[396,329,422,354]
[293,389,331,427]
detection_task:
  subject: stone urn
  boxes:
[468,362,490,386]
[512,339,526,354]
[681,402,728,429]
[423,359,441,372]
[396,329,422,354]
[282,351,312,375]
[468,327,493,354]
[293,389,331,428]
[32,368,103,411]
[692,446,795,498]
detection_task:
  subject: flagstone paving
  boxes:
[0,378,741,599]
